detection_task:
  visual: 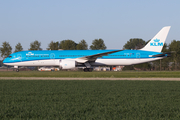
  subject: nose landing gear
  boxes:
[14,66,19,72]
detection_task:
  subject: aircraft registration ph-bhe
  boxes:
[3,26,171,72]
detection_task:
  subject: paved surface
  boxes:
[1,77,180,81]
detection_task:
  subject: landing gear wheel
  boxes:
[83,68,93,72]
[84,68,88,72]
[16,69,19,72]
[88,68,93,72]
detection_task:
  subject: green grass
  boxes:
[1,71,180,78]
[1,80,180,119]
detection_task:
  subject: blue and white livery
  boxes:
[3,26,171,72]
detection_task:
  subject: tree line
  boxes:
[0,38,180,71]
[0,39,106,60]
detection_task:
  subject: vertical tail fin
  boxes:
[140,26,171,52]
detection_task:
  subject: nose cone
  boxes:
[3,54,16,66]
[3,58,8,65]
[3,57,12,66]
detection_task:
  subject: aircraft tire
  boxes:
[84,68,93,72]
[84,68,88,72]
[16,69,19,72]
[88,68,93,72]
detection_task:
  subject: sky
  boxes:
[0,0,180,57]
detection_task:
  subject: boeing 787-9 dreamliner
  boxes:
[3,26,171,72]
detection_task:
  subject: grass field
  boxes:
[1,71,180,78]
[1,80,180,119]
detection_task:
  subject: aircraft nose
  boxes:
[3,58,9,65]
[3,58,7,64]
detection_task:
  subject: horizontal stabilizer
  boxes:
[152,52,172,57]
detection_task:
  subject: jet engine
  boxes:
[59,60,76,69]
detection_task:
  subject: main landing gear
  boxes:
[83,68,93,72]
[16,69,19,72]
[83,62,93,72]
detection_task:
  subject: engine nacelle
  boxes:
[59,60,76,69]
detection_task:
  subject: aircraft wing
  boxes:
[75,50,123,63]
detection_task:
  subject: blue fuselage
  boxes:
[3,50,163,64]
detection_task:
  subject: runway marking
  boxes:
[1,77,180,81]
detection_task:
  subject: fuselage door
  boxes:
[136,53,140,59]
[17,54,22,61]
[50,53,55,59]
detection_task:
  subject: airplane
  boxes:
[3,26,171,72]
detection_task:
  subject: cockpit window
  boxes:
[8,56,12,58]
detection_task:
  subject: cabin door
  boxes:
[136,53,140,59]
[50,53,55,59]
[17,54,22,61]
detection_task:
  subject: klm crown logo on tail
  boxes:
[150,38,163,46]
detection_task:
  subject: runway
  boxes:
[1,77,180,81]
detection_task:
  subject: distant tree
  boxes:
[150,43,170,71]
[0,42,12,60]
[29,40,42,50]
[160,43,171,70]
[59,40,77,50]
[134,63,152,71]
[0,60,3,67]
[162,43,169,52]
[14,42,23,53]
[161,57,171,70]
[169,40,180,70]
[123,38,146,50]
[122,65,135,71]
[90,38,106,50]
[76,39,88,50]
[47,41,59,50]
[150,60,160,71]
